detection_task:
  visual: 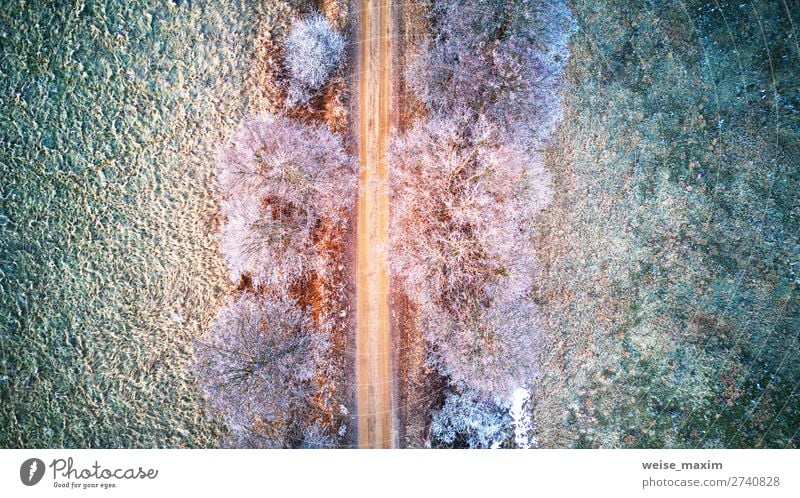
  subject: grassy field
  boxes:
[0,0,314,448]
[534,0,799,447]
[2,0,797,449]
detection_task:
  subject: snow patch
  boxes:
[509,387,535,449]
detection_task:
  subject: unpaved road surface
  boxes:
[356,0,394,448]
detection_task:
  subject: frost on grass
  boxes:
[284,14,345,105]
[217,113,355,289]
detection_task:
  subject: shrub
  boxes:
[431,389,510,448]
[217,113,355,289]
[284,14,345,103]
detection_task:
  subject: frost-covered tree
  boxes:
[284,14,345,104]
[394,2,574,437]
[390,116,550,399]
[201,112,353,448]
[424,291,543,398]
[193,293,326,448]
[217,113,355,289]
[431,389,511,448]
[407,0,575,146]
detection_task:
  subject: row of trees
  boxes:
[190,12,352,447]
[194,109,354,446]
[390,117,547,398]
[191,2,574,447]
[391,0,574,447]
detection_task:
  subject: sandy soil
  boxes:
[356,0,395,448]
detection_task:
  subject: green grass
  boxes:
[0,0,311,448]
[533,0,799,448]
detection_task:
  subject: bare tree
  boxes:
[390,116,551,399]
[217,113,355,289]
[193,293,325,448]
[407,0,574,147]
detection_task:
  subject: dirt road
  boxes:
[356,0,394,448]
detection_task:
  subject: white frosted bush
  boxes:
[431,389,510,448]
[284,14,345,103]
